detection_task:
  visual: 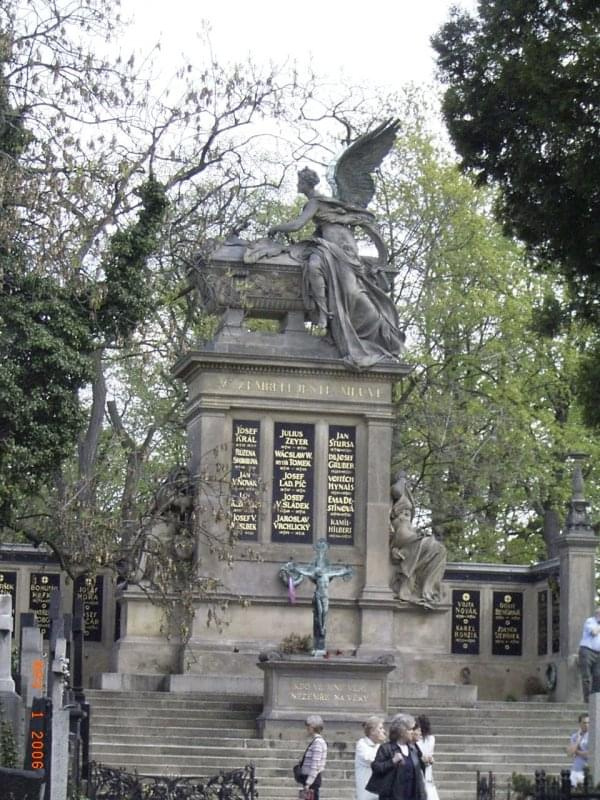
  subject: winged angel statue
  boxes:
[264,120,405,370]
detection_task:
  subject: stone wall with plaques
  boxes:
[0,545,115,685]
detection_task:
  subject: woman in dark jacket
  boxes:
[367,713,426,800]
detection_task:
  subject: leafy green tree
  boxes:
[0,0,316,583]
[431,2,600,427]
[377,130,600,562]
[432,2,600,304]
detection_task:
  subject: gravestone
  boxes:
[20,614,46,709]
[0,593,16,692]
[0,594,25,761]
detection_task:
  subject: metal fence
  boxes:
[476,768,600,800]
[88,762,257,800]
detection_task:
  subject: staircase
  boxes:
[87,690,584,800]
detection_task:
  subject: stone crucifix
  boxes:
[279,539,353,656]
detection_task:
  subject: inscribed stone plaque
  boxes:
[492,591,523,656]
[279,676,378,709]
[537,589,548,656]
[451,590,480,654]
[29,573,60,638]
[230,420,261,541]
[271,422,314,543]
[74,575,104,642]
[551,588,560,654]
[0,572,17,635]
[326,425,356,545]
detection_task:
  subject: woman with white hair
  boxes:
[366,713,426,800]
[297,715,327,800]
[355,716,386,800]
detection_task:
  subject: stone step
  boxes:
[87,688,579,800]
[89,728,568,750]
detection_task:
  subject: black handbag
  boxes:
[293,763,305,785]
[365,745,397,796]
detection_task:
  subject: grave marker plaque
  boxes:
[326,425,356,545]
[492,591,523,656]
[230,420,261,541]
[271,422,315,543]
[74,575,104,642]
[551,588,560,654]
[451,589,480,654]
[537,589,548,656]
[0,572,17,635]
[29,573,60,639]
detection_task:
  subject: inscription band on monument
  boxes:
[492,591,523,656]
[327,425,356,544]
[451,589,480,655]
[74,574,104,642]
[216,375,386,402]
[537,589,548,656]
[278,676,379,708]
[231,419,261,541]
[29,572,60,638]
[271,422,315,543]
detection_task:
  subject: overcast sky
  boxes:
[122,0,478,91]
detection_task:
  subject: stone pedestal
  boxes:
[555,462,598,702]
[257,656,395,738]
[590,692,600,783]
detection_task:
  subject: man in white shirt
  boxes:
[578,608,600,702]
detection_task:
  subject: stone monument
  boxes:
[106,121,597,707]
[111,119,411,694]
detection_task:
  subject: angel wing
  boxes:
[329,118,400,208]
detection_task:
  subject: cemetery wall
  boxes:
[0,546,115,686]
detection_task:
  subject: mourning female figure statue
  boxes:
[267,120,405,371]
[389,471,446,607]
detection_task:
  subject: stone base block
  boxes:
[389,681,477,704]
[91,672,168,692]
[257,655,394,739]
[167,673,262,695]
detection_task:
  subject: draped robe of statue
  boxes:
[288,197,404,370]
[389,473,446,607]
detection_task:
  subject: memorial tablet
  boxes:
[326,425,356,544]
[492,591,523,656]
[74,574,104,642]
[551,588,560,654]
[29,573,60,638]
[231,420,261,541]
[451,589,480,654]
[0,572,17,635]
[537,589,548,656]
[272,422,314,543]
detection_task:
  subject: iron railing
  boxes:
[88,762,257,800]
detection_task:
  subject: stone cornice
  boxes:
[173,349,411,383]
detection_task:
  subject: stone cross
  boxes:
[0,593,15,692]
